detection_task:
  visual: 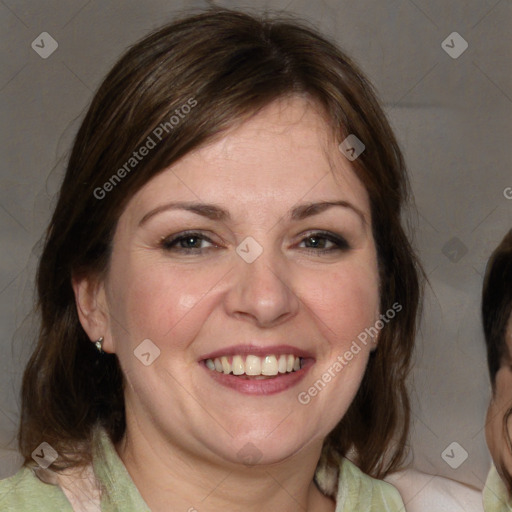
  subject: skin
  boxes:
[486,314,512,488]
[74,95,381,511]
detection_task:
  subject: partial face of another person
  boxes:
[85,96,381,466]
[486,314,512,483]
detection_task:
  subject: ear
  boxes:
[72,273,114,353]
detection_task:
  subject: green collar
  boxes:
[484,463,512,511]
[90,426,404,511]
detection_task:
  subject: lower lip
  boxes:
[201,360,313,395]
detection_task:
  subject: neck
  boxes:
[116,419,336,512]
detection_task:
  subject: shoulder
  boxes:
[385,468,484,512]
[335,458,405,511]
[0,466,73,511]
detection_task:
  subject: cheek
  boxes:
[486,401,501,461]
[299,260,379,346]
[107,255,224,353]
[487,379,512,473]
[294,262,379,435]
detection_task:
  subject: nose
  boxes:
[224,250,300,327]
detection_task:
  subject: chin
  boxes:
[227,429,315,466]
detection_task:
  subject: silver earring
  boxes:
[95,337,104,353]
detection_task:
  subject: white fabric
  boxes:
[386,468,484,512]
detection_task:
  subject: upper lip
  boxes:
[199,344,315,361]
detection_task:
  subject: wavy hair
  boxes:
[18,8,423,479]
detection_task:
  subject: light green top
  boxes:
[0,427,405,511]
[483,463,512,511]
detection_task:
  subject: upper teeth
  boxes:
[205,354,302,376]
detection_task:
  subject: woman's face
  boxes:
[90,96,380,466]
[486,315,512,483]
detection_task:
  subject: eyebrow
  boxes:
[138,200,366,226]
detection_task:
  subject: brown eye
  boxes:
[298,232,350,252]
[161,232,216,253]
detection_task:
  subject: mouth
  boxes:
[199,345,314,395]
[204,354,304,379]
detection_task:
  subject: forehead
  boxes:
[125,96,371,223]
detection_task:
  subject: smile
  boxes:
[199,344,314,394]
[205,354,302,378]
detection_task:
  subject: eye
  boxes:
[160,230,349,255]
[297,231,350,253]
[160,231,217,253]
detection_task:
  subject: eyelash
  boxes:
[160,230,350,255]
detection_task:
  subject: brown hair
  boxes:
[19,7,423,479]
[482,229,512,491]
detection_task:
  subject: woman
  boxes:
[482,229,512,511]
[0,8,422,511]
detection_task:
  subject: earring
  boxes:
[94,337,104,353]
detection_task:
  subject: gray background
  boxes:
[0,0,511,498]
